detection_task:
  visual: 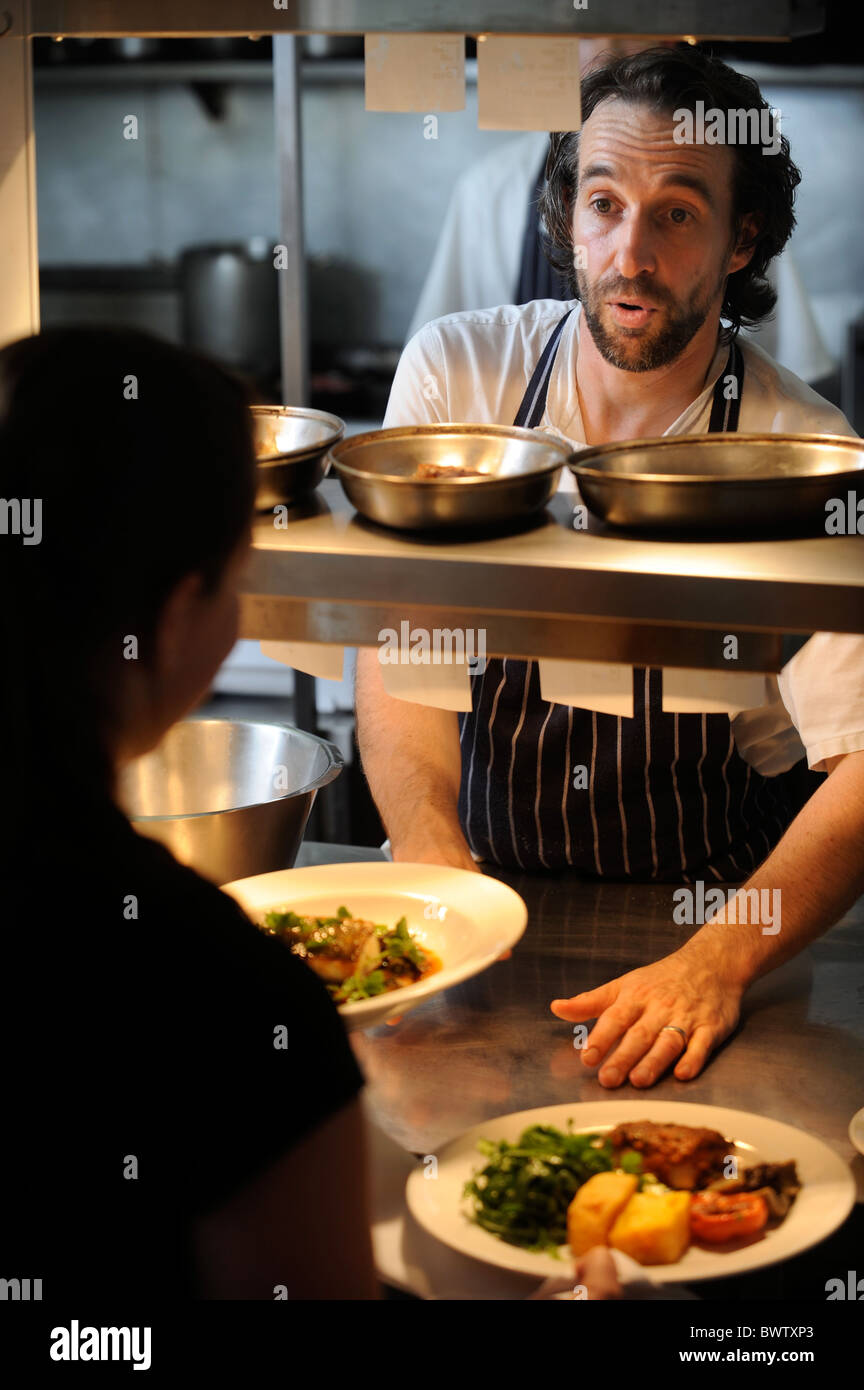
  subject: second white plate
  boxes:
[406,1099,855,1282]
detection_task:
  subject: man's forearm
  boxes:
[354,648,476,868]
[683,750,864,985]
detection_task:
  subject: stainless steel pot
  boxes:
[178,242,280,381]
[328,423,572,531]
[120,718,342,886]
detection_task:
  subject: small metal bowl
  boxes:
[251,405,345,511]
[328,423,572,531]
[569,432,864,533]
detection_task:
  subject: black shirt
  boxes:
[1,794,364,1303]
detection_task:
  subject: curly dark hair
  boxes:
[539,46,801,333]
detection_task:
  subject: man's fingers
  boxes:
[673,1024,716,1081]
[573,1246,622,1300]
[549,981,617,1024]
[577,999,644,1071]
[593,1008,672,1086]
[627,1024,690,1088]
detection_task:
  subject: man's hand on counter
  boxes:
[550,941,744,1088]
[551,751,864,1087]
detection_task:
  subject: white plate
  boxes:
[406,1099,855,1283]
[222,861,527,1031]
[849,1107,864,1156]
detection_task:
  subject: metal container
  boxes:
[328,423,572,531]
[179,242,280,380]
[251,405,345,510]
[569,432,864,533]
[120,718,343,886]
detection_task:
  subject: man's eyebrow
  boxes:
[656,171,716,208]
[578,163,716,209]
[579,162,615,186]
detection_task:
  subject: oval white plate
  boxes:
[850,1107,864,1157]
[222,861,527,1031]
[406,1099,855,1282]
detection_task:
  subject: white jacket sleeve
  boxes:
[731,675,807,776]
[776,634,864,770]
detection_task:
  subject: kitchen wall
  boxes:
[34,63,864,362]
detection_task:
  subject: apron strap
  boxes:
[513,309,573,429]
[707,336,744,433]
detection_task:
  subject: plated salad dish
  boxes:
[259,904,442,1004]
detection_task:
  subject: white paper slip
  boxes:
[260,640,345,683]
[364,34,465,112]
[477,36,582,132]
[379,657,474,712]
[539,659,634,717]
[661,668,771,715]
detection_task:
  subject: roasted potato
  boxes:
[567,1172,639,1256]
[609,1190,692,1265]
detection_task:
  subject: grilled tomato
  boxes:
[690,1190,769,1243]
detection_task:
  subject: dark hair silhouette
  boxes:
[0,326,255,849]
[539,46,801,333]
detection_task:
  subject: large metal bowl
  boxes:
[569,432,864,533]
[120,718,343,885]
[251,405,345,511]
[328,423,572,531]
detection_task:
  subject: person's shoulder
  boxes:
[126,831,308,983]
[413,298,578,354]
[43,803,308,992]
[740,338,856,437]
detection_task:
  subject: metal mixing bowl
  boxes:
[569,432,864,533]
[251,405,345,511]
[328,423,572,530]
[120,718,343,885]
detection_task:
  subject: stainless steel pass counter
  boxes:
[240,483,864,672]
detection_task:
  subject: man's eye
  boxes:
[590,197,613,214]
[669,208,691,224]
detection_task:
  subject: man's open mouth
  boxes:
[608,301,658,326]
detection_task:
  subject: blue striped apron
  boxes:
[457,312,793,881]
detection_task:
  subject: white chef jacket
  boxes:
[406,132,835,386]
[383,299,864,774]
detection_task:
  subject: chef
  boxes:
[406,41,835,388]
[355,46,864,1088]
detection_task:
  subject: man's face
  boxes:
[571,97,754,372]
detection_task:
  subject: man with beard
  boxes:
[355,48,864,1088]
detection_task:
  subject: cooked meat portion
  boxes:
[290,919,381,983]
[414,461,483,479]
[609,1120,729,1191]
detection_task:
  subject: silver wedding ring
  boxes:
[661,1024,688,1046]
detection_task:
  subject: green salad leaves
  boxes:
[463,1123,643,1254]
[261,905,430,1003]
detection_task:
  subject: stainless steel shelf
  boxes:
[32,58,864,89]
[239,481,864,670]
[26,0,825,41]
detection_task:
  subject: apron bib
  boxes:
[457,313,793,881]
